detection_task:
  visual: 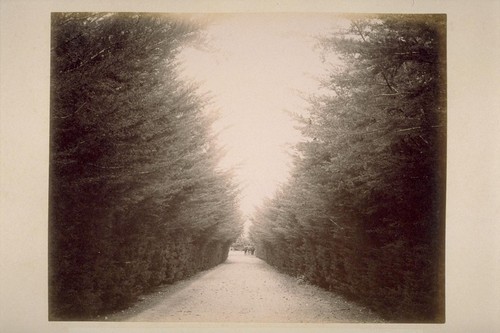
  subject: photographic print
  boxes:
[48,12,446,323]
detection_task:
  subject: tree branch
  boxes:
[54,101,88,119]
[381,72,399,93]
[352,21,367,42]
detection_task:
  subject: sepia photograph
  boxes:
[1,1,499,333]
[48,12,445,323]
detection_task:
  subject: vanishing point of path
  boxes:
[107,251,383,322]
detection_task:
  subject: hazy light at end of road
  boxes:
[179,14,343,220]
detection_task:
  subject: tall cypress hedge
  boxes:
[249,15,446,322]
[49,13,243,319]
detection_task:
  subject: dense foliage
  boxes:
[49,13,243,319]
[249,15,446,322]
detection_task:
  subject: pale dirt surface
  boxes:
[105,251,383,323]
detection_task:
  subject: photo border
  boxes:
[1,0,499,332]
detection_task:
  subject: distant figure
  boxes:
[250,246,255,255]
[243,246,248,255]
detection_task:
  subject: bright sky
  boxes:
[179,14,344,222]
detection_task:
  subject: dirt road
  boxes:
[107,251,382,322]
